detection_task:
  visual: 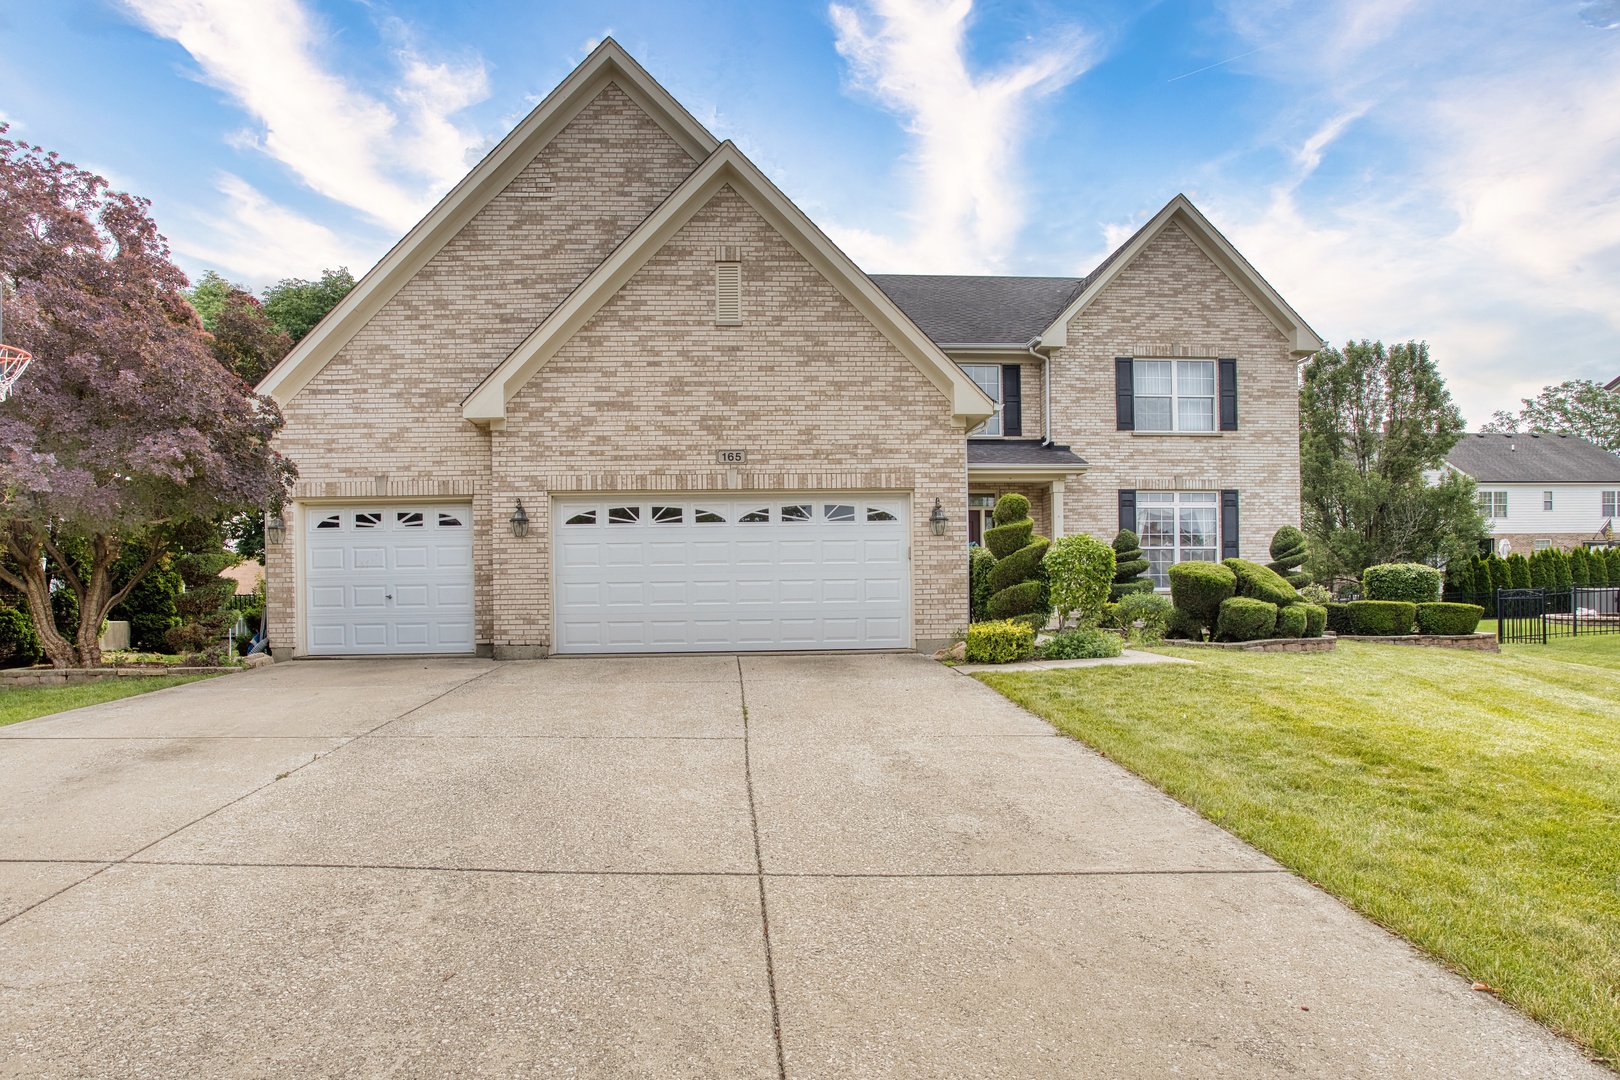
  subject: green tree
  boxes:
[1300,340,1485,583]
[262,267,356,343]
[186,270,233,331]
[1480,380,1620,452]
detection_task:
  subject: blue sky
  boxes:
[3,0,1618,426]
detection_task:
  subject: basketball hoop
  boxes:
[0,344,31,401]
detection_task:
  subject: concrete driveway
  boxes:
[0,654,1603,1078]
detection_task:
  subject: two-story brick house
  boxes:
[257,39,1321,658]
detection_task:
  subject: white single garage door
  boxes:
[304,504,476,655]
[553,495,910,654]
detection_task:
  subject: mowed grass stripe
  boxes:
[0,674,218,728]
[978,640,1620,1064]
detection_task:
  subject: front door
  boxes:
[968,494,998,546]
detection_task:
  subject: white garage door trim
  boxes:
[552,493,911,654]
[302,502,476,655]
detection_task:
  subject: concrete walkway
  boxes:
[0,653,1603,1078]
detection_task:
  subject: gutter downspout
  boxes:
[1027,338,1050,445]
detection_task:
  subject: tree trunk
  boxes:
[4,526,166,669]
[72,535,118,669]
[2,527,75,669]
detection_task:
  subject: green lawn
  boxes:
[978,639,1620,1065]
[0,674,218,728]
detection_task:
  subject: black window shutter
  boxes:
[1221,489,1239,560]
[1118,489,1137,534]
[1219,358,1238,431]
[1001,364,1022,436]
[1115,358,1134,431]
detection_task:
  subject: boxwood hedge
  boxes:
[1216,596,1278,641]
[964,619,1036,663]
[1223,557,1299,607]
[1274,603,1308,638]
[1170,561,1236,628]
[1301,602,1327,638]
[1414,601,1485,635]
[1344,600,1416,636]
[1362,562,1442,604]
[1325,601,1351,635]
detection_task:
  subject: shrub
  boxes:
[1216,596,1278,641]
[1298,582,1331,606]
[982,494,1050,621]
[1165,607,1203,640]
[0,606,43,668]
[1224,558,1299,607]
[1044,533,1114,627]
[1274,603,1308,638]
[1507,552,1531,590]
[1266,526,1310,588]
[1037,627,1123,660]
[1445,557,1478,595]
[1344,600,1416,636]
[1361,563,1442,604]
[1325,601,1351,635]
[969,546,997,623]
[1552,549,1572,587]
[1600,548,1620,586]
[1101,601,1121,628]
[1529,549,1553,589]
[1487,553,1512,592]
[1571,546,1593,585]
[1300,602,1327,638]
[964,619,1036,663]
[1115,591,1173,645]
[1169,561,1236,630]
[1415,602,1485,635]
[1109,529,1153,600]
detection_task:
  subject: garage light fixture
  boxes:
[929,497,949,537]
[265,512,286,546]
[510,499,530,538]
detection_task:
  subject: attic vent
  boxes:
[715,262,742,325]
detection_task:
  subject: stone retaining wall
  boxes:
[1334,633,1499,652]
[0,667,233,688]
[1166,637,1336,653]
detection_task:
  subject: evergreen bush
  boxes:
[1223,558,1299,607]
[1343,600,1416,635]
[964,619,1036,664]
[981,495,1050,622]
[1115,591,1173,645]
[1216,596,1278,641]
[1274,603,1308,638]
[1044,533,1114,627]
[1109,529,1153,599]
[1415,602,1485,635]
[1325,601,1351,635]
[1507,552,1531,590]
[968,546,997,623]
[0,606,43,667]
[1553,549,1572,587]
[1362,563,1442,604]
[1266,526,1311,588]
[1165,606,1203,640]
[1169,561,1236,633]
[1529,549,1553,589]
[1570,546,1592,585]
[1300,603,1328,638]
[986,581,1045,622]
[1037,627,1123,660]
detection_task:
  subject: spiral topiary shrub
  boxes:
[968,546,997,623]
[987,581,1045,622]
[1169,560,1236,635]
[1044,533,1114,628]
[1362,563,1442,604]
[1300,602,1327,638]
[984,494,1033,558]
[964,619,1036,663]
[1266,526,1311,588]
[1415,602,1485,635]
[1216,596,1278,641]
[1224,558,1299,607]
[1344,600,1416,636]
[1109,529,1153,600]
[982,494,1050,622]
[1274,603,1308,638]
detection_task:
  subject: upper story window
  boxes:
[962,364,1002,437]
[1134,360,1215,432]
[1478,491,1508,519]
[1544,491,1554,511]
[1604,491,1618,517]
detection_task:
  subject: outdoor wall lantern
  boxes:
[510,499,530,538]
[929,497,949,537]
[265,512,286,546]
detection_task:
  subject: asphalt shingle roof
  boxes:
[1445,432,1620,484]
[966,441,1088,468]
[870,275,1085,347]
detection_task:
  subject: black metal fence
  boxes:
[1495,586,1620,644]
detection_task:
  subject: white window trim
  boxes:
[1137,491,1221,589]
[1133,359,1216,433]
[1478,490,1508,519]
[962,364,1003,438]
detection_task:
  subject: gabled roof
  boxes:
[869,275,1084,348]
[1037,195,1325,358]
[1446,432,1620,484]
[257,39,719,405]
[461,142,996,428]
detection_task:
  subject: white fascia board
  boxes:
[257,39,718,406]
[463,143,996,429]
[1038,195,1326,358]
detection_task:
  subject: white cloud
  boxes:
[826,0,1092,272]
[122,0,489,231]
[171,174,374,286]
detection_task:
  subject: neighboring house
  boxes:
[218,561,264,597]
[257,40,1321,659]
[1446,433,1620,556]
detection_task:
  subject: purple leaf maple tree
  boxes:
[0,131,295,668]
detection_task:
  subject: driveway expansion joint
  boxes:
[738,657,789,1080]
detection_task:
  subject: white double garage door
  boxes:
[303,494,910,655]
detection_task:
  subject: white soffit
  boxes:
[460,142,996,428]
[1038,195,1326,358]
[256,38,719,406]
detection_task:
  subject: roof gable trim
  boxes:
[461,143,995,427]
[1039,195,1325,358]
[257,39,718,405]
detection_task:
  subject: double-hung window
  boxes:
[1133,360,1215,432]
[1604,491,1618,517]
[1138,492,1219,588]
[1478,491,1508,519]
[962,364,1002,436]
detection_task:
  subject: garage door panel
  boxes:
[304,504,476,656]
[554,496,910,654]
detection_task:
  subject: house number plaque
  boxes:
[716,449,748,465]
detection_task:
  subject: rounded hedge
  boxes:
[964,619,1035,663]
[1344,600,1416,636]
[1362,563,1442,604]
[987,580,1045,621]
[1169,561,1236,626]
[1415,602,1485,635]
[1223,557,1299,607]
[1216,596,1278,641]
[1165,606,1203,640]
[1274,603,1308,638]
[1301,602,1327,638]
[991,493,1030,526]
[984,520,1034,560]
